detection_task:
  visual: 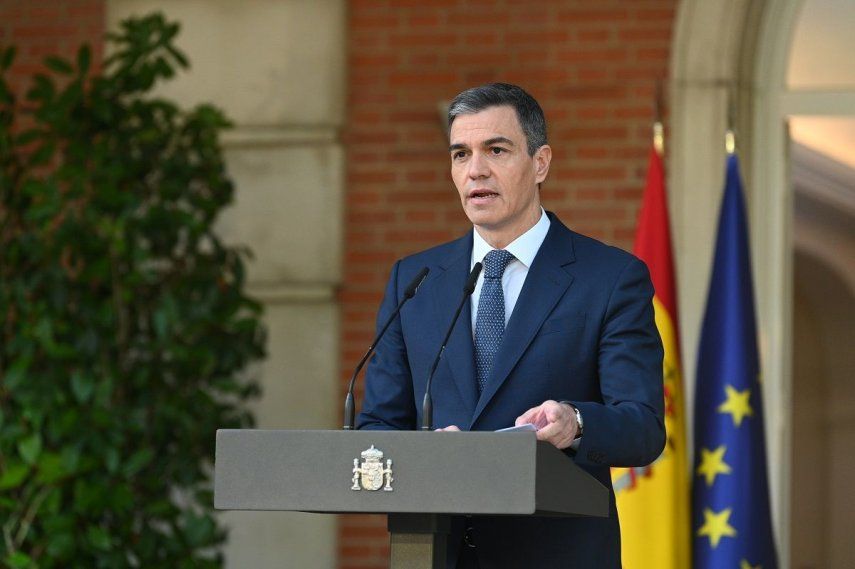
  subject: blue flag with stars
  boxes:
[692,153,778,569]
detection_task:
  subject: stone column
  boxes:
[107,2,345,567]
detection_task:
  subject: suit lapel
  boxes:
[471,217,577,426]
[430,234,478,414]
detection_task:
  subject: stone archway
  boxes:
[670,1,804,565]
[674,2,855,566]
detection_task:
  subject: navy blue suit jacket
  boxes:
[358,213,665,568]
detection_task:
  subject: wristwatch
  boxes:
[559,401,584,440]
[571,405,584,439]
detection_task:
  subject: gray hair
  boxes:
[447,83,547,156]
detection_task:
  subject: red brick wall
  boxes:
[0,1,104,107]
[340,1,677,567]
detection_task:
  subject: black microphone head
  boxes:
[463,262,482,295]
[403,267,430,299]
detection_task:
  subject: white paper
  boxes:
[495,423,537,433]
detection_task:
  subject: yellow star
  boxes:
[740,560,761,569]
[697,507,737,548]
[718,385,753,427]
[696,445,732,486]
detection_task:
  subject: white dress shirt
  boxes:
[470,208,551,334]
[469,209,581,446]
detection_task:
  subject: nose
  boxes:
[467,151,490,179]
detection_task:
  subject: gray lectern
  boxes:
[215,429,608,569]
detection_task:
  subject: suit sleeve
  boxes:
[570,257,665,467]
[356,260,417,430]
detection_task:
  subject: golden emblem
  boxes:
[351,445,393,492]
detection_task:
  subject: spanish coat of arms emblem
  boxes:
[351,445,393,491]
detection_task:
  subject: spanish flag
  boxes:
[612,135,691,569]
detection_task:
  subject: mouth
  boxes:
[467,189,499,204]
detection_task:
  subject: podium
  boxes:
[215,429,608,568]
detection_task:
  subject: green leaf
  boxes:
[5,552,34,569]
[124,447,155,477]
[183,512,215,547]
[94,375,114,407]
[46,532,75,557]
[166,45,189,68]
[0,462,30,490]
[145,499,177,517]
[77,44,91,75]
[61,445,81,474]
[4,357,30,391]
[44,55,74,74]
[42,486,62,514]
[1,46,16,70]
[27,141,55,167]
[105,447,119,474]
[15,127,43,145]
[108,483,134,512]
[36,451,66,483]
[74,479,106,514]
[26,73,55,103]
[18,433,43,465]
[87,525,112,551]
[153,308,169,339]
[71,371,94,403]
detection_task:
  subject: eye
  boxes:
[452,150,467,160]
[490,146,506,155]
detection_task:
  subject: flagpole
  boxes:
[726,90,736,156]
[654,79,665,156]
[654,121,665,157]
[725,129,736,156]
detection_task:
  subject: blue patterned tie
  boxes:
[474,249,516,393]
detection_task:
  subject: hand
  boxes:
[435,425,461,432]
[515,400,578,449]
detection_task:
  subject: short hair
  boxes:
[447,83,547,156]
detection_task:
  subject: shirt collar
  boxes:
[471,208,551,268]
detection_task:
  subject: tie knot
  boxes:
[482,249,515,279]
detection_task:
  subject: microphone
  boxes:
[343,266,430,430]
[421,262,482,431]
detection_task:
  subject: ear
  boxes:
[534,144,552,184]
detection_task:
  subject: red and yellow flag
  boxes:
[612,141,690,569]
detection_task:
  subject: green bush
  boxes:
[0,14,265,568]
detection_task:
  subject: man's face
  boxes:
[449,105,551,245]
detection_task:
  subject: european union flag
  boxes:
[692,154,778,569]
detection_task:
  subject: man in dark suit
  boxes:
[358,83,665,568]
